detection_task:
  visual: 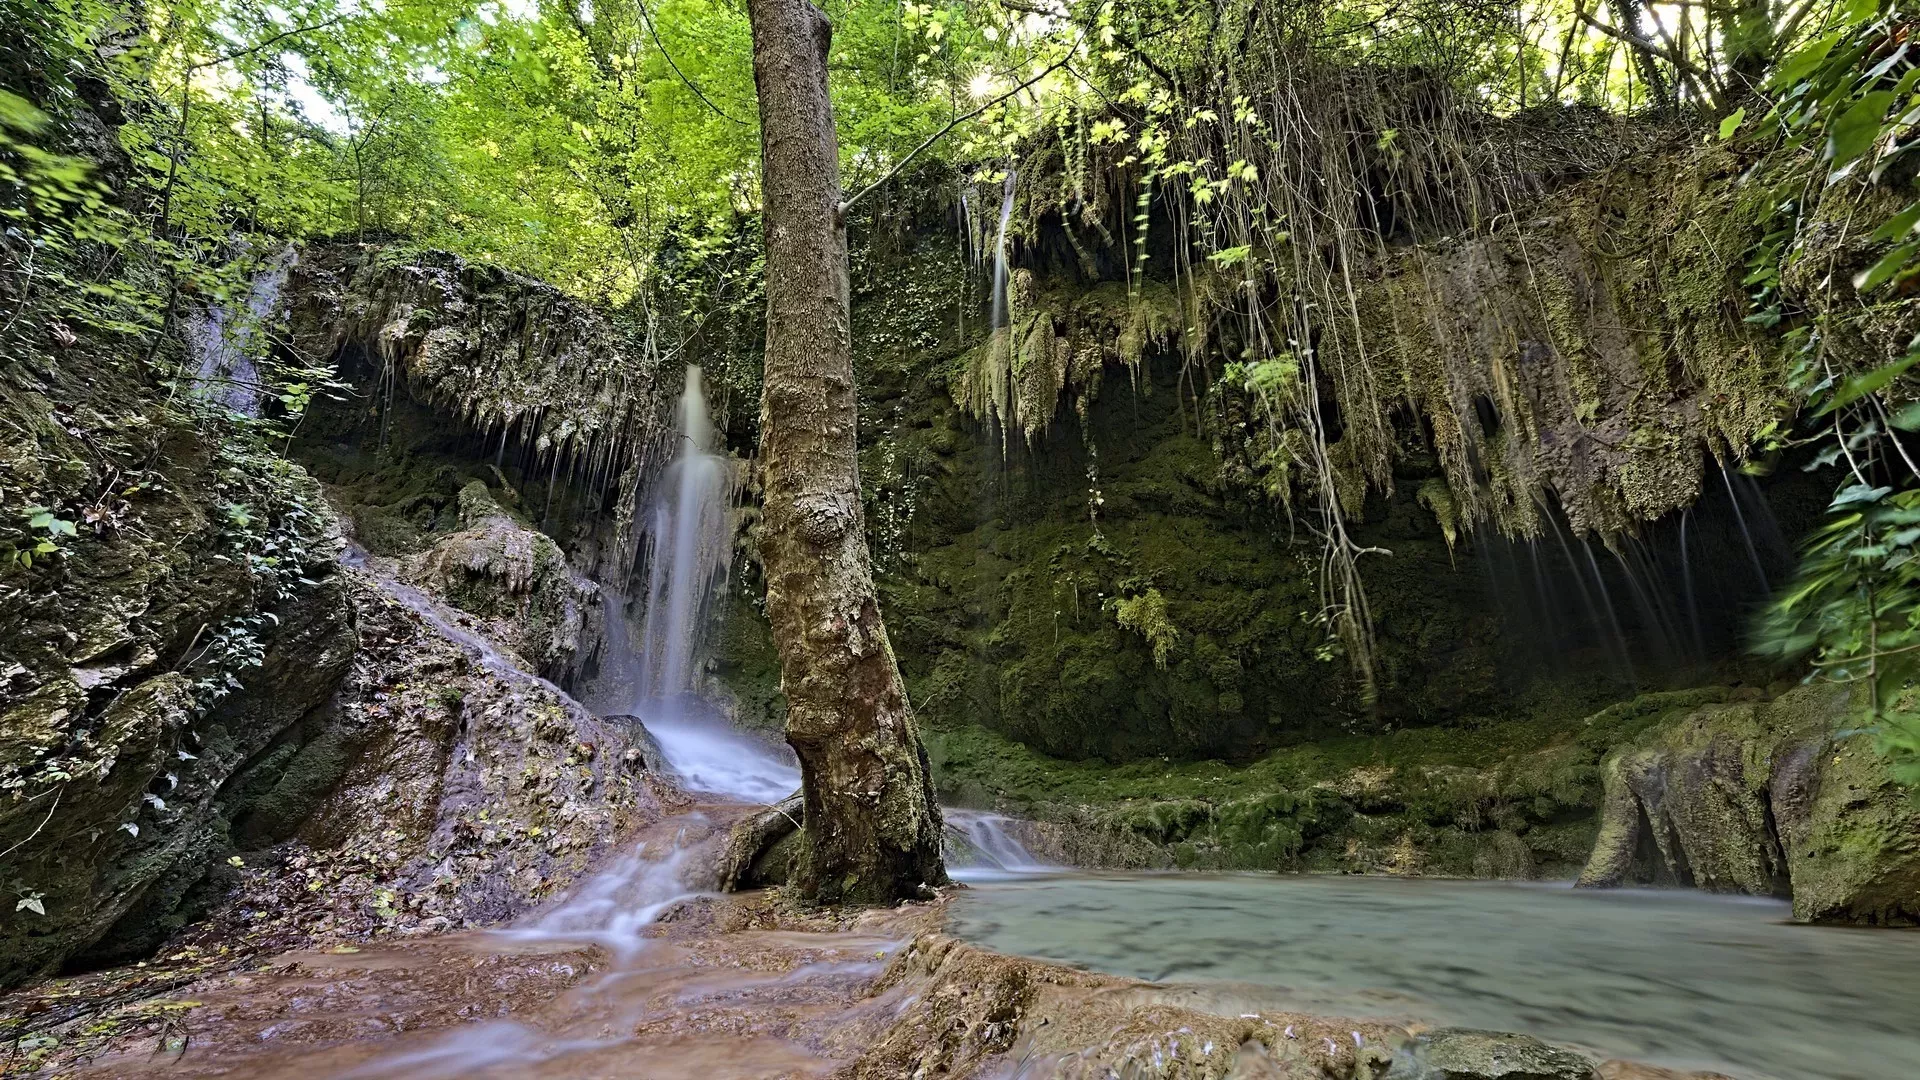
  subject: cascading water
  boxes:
[988,169,1017,332]
[1475,460,1802,684]
[944,809,1053,879]
[499,831,706,962]
[185,244,294,417]
[601,365,805,804]
[598,369,1051,862]
[638,366,732,702]
[640,711,801,804]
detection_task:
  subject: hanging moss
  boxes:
[284,243,666,530]
[953,280,1183,446]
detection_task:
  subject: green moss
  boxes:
[710,587,788,734]
[1109,588,1178,669]
[920,685,1734,877]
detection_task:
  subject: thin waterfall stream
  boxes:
[989,168,1016,332]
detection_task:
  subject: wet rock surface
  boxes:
[2,862,1411,1079]
[251,551,667,938]
[1385,1028,1599,1080]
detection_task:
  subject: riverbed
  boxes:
[949,870,1920,1080]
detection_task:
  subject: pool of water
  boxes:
[949,872,1920,1080]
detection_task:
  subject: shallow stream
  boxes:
[949,871,1920,1080]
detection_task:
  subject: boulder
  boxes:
[1577,684,1920,924]
[409,480,601,685]
[272,567,663,933]
[1779,702,1920,924]
[1385,1028,1599,1080]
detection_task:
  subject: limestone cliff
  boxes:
[1577,683,1920,925]
[0,318,358,985]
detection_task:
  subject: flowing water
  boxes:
[95,424,1905,1080]
[185,244,294,417]
[989,169,1017,331]
[328,346,1917,1080]
[590,362,1055,877]
[642,705,802,804]
[637,366,733,701]
[943,809,1055,879]
[949,872,1920,1080]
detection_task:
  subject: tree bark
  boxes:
[745,0,947,905]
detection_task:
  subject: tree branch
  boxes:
[637,0,748,124]
[841,47,1075,214]
[1578,10,1715,89]
[189,17,345,72]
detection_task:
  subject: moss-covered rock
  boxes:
[1576,683,1920,924]
[0,327,356,987]
[921,688,1738,878]
[1786,718,1920,925]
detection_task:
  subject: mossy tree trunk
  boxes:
[745,0,947,904]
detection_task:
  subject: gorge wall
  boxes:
[5,110,1917,993]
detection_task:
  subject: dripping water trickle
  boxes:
[989,169,1017,332]
[1721,463,1772,595]
[943,809,1053,880]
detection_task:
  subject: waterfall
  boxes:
[944,809,1053,879]
[185,244,294,417]
[1474,457,1801,684]
[640,712,800,804]
[594,365,803,803]
[637,366,732,701]
[989,170,1016,331]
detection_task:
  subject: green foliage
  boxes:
[1763,488,1920,788]
[1108,586,1178,668]
[1746,1,1920,792]
[0,0,156,354]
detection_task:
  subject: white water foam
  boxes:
[944,808,1054,880]
[642,704,801,805]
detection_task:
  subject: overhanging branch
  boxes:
[189,17,345,72]
[1578,10,1716,91]
[840,47,1076,215]
[638,0,748,124]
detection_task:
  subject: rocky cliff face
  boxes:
[0,237,683,987]
[0,324,358,985]
[199,548,668,946]
[408,480,603,684]
[1578,683,1920,925]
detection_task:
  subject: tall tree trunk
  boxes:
[745,0,947,905]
